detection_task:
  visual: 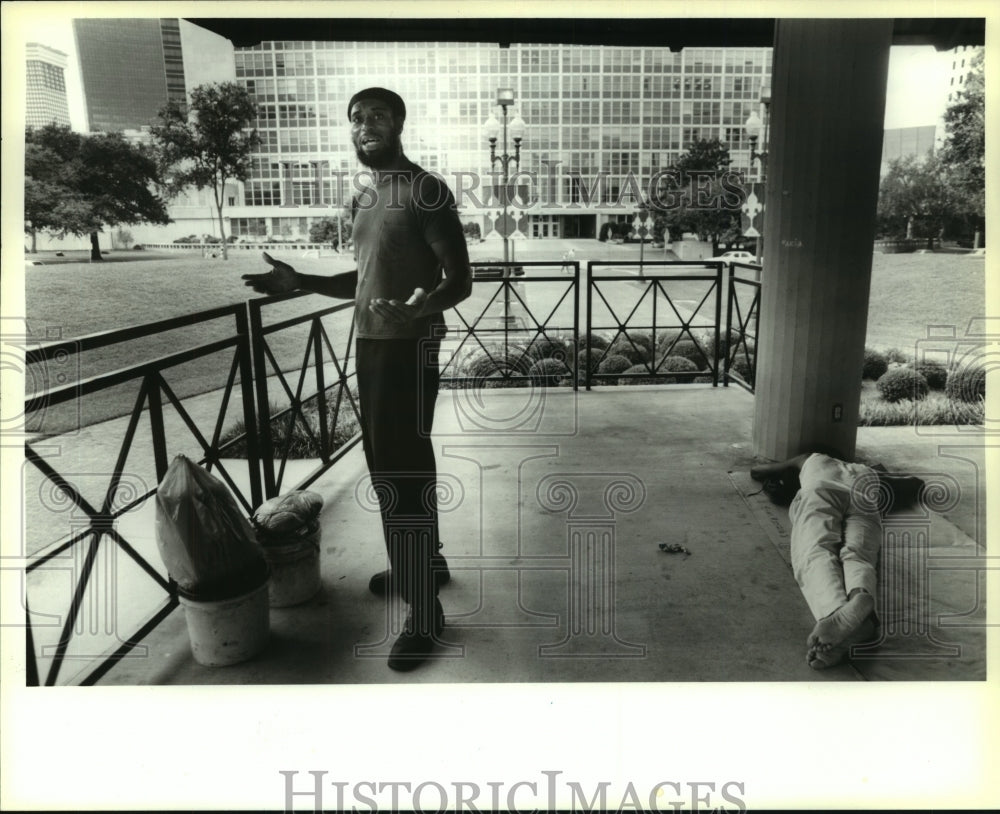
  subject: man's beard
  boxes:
[354,131,401,169]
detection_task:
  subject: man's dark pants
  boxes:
[356,335,441,627]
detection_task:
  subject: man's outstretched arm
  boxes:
[242,252,358,299]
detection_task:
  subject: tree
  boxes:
[649,138,744,245]
[309,213,353,247]
[877,153,953,241]
[25,124,171,260]
[938,49,985,246]
[153,82,260,260]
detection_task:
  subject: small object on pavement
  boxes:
[658,542,691,556]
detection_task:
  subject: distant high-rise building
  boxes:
[73,18,188,132]
[881,125,937,174]
[25,43,71,128]
[946,44,983,104]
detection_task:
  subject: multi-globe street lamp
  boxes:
[483,88,526,266]
[743,87,771,265]
[484,89,527,327]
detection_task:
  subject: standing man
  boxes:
[560,247,575,275]
[242,88,472,671]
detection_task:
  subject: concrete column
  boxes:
[752,20,893,461]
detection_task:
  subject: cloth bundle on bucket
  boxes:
[250,490,324,543]
[250,491,324,607]
[155,455,269,601]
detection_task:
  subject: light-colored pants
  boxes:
[788,455,883,620]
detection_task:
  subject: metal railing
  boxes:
[440,261,581,389]
[23,305,261,686]
[722,261,761,392]
[584,260,726,389]
[20,254,759,684]
[247,292,362,498]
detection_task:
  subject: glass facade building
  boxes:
[25,43,71,128]
[73,18,187,132]
[227,41,773,240]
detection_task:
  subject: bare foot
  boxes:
[806,592,876,670]
[807,591,875,652]
[807,617,876,669]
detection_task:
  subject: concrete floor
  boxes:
[96,384,986,685]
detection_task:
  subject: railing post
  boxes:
[724,265,735,387]
[247,300,278,498]
[572,261,580,392]
[712,263,723,387]
[311,318,330,461]
[146,373,170,482]
[585,261,593,391]
[235,305,264,509]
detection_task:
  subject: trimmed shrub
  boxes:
[608,333,654,364]
[577,348,600,375]
[596,353,632,375]
[945,364,986,403]
[910,360,948,391]
[660,339,711,370]
[524,336,571,364]
[862,348,888,380]
[463,346,532,379]
[860,391,984,426]
[660,355,698,373]
[699,328,741,360]
[655,330,683,354]
[883,347,910,365]
[729,357,753,381]
[528,358,569,386]
[587,333,612,351]
[876,367,929,403]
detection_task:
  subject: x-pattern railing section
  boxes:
[723,262,761,393]
[439,261,580,390]
[22,305,261,686]
[584,261,725,389]
[247,292,363,498]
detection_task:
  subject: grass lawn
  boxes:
[864,252,985,352]
[20,247,986,432]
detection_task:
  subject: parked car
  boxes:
[473,261,525,280]
[707,250,757,263]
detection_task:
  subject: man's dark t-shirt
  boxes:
[352,159,465,339]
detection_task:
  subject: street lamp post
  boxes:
[484,89,526,327]
[633,201,653,277]
[744,86,771,265]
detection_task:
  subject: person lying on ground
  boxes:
[751,452,923,669]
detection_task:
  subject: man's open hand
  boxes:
[241,252,302,295]
[368,288,428,324]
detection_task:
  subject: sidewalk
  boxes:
[59,384,986,686]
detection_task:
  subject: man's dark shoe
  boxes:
[387,599,445,672]
[368,552,451,596]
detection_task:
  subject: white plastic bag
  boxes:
[155,455,268,600]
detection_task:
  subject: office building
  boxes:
[881,125,937,174]
[946,44,983,104]
[217,41,773,242]
[25,43,71,128]
[73,18,188,132]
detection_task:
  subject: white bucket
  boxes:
[179,581,270,666]
[263,535,321,607]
